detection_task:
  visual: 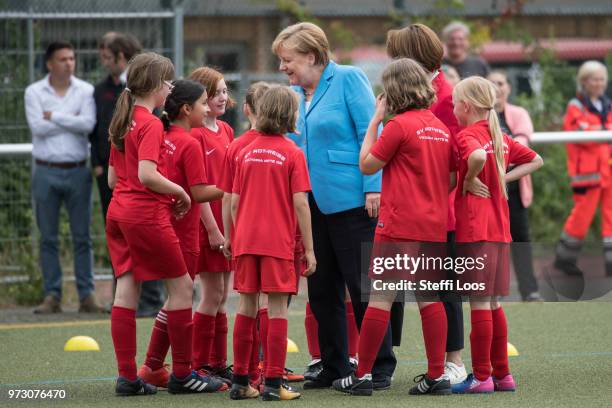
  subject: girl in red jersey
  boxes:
[137,79,227,392]
[218,81,271,388]
[187,67,235,383]
[450,76,543,394]
[228,86,316,401]
[106,53,206,396]
[332,58,456,397]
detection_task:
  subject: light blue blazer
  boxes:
[288,61,382,215]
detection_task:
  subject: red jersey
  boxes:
[107,105,171,224]
[191,120,234,239]
[218,129,260,193]
[163,125,209,253]
[232,135,311,260]
[431,70,462,232]
[455,120,537,243]
[370,110,451,242]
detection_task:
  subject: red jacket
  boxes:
[563,95,612,189]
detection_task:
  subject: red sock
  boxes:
[192,312,215,369]
[420,303,447,379]
[470,309,493,381]
[346,301,359,359]
[491,307,510,378]
[356,307,390,378]
[305,302,320,359]
[265,318,288,379]
[111,306,137,381]
[144,309,170,370]
[211,312,228,368]
[233,314,256,376]
[166,308,193,379]
[249,313,261,379]
[259,308,269,372]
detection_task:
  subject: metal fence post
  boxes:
[173,1,184,77]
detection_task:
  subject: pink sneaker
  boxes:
[493,374,516,392]
[451,374,494,394]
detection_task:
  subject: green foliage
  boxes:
[0,246,43,306]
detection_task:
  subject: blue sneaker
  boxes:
[451,373,494,394]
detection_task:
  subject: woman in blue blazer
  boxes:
[272,22,396,389]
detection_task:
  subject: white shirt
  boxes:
[24,74,96,162]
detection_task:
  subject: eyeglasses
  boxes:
[164,80,175,91]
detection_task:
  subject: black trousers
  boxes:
[307,195,397,380]
[96,165,165,314]
[508,182,538,298]
[442,231,464,352]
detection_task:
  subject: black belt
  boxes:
[35,159,86,169]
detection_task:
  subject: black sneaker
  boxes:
[115,376,157,396]
[332,373,373,396]
[372,375,392,391]
[168,370,226,394]
[554,259,584,276]
[303,359,323,381]
[211,365,233,385]
[409,373,451,395]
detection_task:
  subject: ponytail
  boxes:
[454,76,508,199]
[160,111,171,131]
[488,108,508,199]
[108,88,135,151]
[107,52,175,151]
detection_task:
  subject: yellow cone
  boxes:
[287,338,299,353]
[507,342,519,357]
[64,336,100,352]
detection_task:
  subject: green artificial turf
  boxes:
[1,300,611,407]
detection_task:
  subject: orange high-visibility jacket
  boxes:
[563,96,612,189]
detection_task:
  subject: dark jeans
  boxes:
[96,165,164,314]
[508,182,539,298]
[307,195,397,380]
[32,163,94,301]
[442,231,464,352]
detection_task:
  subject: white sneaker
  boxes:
[444,361,467,385]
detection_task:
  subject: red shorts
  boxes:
[198,224,230,273]
[455,242,510,297]
[182,250,199,280]
[198,244,230,273]
[234,255,297,294]
[106,219,187,281]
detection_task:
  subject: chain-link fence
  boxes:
[0,0,181,280]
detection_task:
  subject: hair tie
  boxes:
[124,87,131,93]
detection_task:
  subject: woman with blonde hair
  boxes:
[553,60,612,277]
[272,22,396,389]
[451,76,542,394]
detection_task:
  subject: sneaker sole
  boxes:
[350,388,373,396]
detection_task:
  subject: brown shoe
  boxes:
[33,295,62,314]
[79,294,104,313]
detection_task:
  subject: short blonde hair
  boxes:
[576,60,608,93]
[245,81,271,115]
[272,22,330,66]
[256,86,299,135]
[386,24,444,72]
[383,58,436,114]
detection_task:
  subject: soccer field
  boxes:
[1,300,611,408]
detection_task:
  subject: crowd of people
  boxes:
[23,18,612,401]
